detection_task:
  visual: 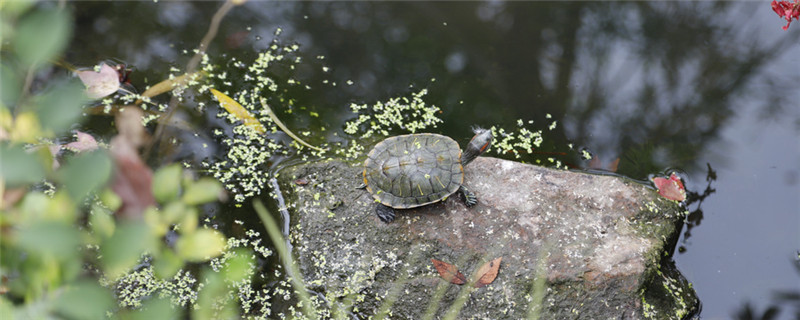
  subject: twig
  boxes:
[146,0,237,158]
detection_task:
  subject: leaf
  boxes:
[63,131,100,152]
[110,135,155,218]
[140,72,201,99]
[58,150,112,202]
[175,229,226,262]
[152,164,182,203]
[34,79,88,135]
[0,63,22,106]
[115,107,147,149]
[473,257,502,288]
[14,8,71,67]
[101,221,154,279]
[431,258,466,285]
[222,248,255,283]
[126,296,178,320]
[653,173,686,201]
[0,143,46,186]
[76,63,120,99]
[210,88,266,133]
[17,221,81,260]
[181,178,223,205]
[53,280,114,320]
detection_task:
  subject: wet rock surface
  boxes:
[279,157,698,319]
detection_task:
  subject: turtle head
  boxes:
[461,127,492,166]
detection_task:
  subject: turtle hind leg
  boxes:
[376,204,396,223]
[459,185,478,207]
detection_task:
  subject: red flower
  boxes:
[772,0,800,30]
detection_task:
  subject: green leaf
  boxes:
[0,0,35,18]
[100,188,122,211]
[101,221,153,279]
[181,178,222,205]
[16,221,81,260]
[14,8,71,67]
[34,79,88,135]
[152,249,183,279]
[58,150,112,202]
[0,143,45,186]
[53,280,114,320]
[161,201,188,225]
[89,204,115,240]
[175,229,225,262]
[0,63,22,107]
[152,164,182,203]
[128,296,178,320]
[223,249,254,284]
[193,268,236,320]
[0,296,13,320]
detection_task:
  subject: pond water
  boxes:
[69,1,799,319]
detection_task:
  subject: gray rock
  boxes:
[279,157,698,319]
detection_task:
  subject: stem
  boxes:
[146,0,236,158]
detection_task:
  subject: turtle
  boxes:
[362,128,493,223]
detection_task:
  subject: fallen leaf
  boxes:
[653,173,686,201]
[109,107,154,218]
[110,136,155,219]
[588,155,620,172]
[140,72,201,99]
[431,258,466,285]
[607,158,620,172]
[210,88,266,134]
[473,257,502,288]
[63,131,99,152]
[115,107,147,149]
[76,62,120,99]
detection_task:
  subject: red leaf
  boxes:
[109,107,154,218]
[473,257,502,288]
[63,131,99,152]
[653,173,686,201]
[110,136,154,219]
[431,258,466,285]
[76,62,121,99]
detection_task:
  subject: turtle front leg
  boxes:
[459,185,478,207]
[376,204,396,223]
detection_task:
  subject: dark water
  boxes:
[69,1,800,319]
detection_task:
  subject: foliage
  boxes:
[0,4,253,319]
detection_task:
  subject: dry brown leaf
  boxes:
[116,107,148,149]
[608,158,620,172]
[110,135,155,219]
[473,257,502,288]
[431,258,466,285]
[109,107,154,219]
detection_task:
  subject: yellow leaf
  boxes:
[210,88,266,133]
[176,229,226,262]
[141,72,202,99]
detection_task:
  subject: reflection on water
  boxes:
[70,1,800,318]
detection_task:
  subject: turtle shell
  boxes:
[363,133,463,209]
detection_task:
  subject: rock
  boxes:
[278,157,698,319]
